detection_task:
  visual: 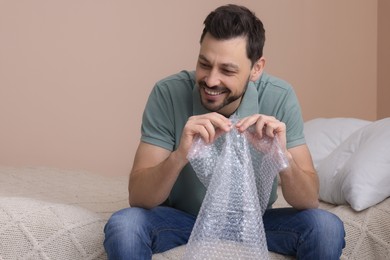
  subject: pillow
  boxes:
[304,118,371,168]
[316,118,390,211]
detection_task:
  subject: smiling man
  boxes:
[104,4,345,260]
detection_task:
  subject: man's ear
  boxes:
[250,57,266,81]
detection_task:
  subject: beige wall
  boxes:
[0,1,384,176]
[378,0,390,119]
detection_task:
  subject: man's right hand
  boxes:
[175,112,232,163]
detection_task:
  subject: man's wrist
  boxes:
[171,149,189,167]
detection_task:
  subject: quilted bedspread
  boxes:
[0,166,389,260]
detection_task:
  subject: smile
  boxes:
[204,88,225,96]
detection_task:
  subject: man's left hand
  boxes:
[235,114,287,153]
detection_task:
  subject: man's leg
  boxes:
[264,208,345,260]
[104,206,196,260]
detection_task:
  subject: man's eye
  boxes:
[199,62,211,69]
[222,69,235,75]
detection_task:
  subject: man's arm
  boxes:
[128,112,232,209]
[280,145,319,209]
[236,114,319,210]
[128,142,187,208]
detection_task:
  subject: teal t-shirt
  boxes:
[141,70,305,216]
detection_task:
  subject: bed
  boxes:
[0,117,389,259]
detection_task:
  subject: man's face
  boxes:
[195,33,254,117]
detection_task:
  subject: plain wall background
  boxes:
[378,0,390,120]
[1,0,389,176]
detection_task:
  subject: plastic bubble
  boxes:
[184,116,288,259]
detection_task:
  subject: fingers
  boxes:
[179,112,231,159]
[191,112,232,132]
[188,118,216,143]
[264,120,282,138]
[236,115,286,139]
[236,114,287,153]
[185,113,285,146]
[186,112,232,143]
[179,113,288,162]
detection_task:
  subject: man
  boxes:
[104,4,345,259]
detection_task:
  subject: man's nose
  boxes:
[205,69,221,87]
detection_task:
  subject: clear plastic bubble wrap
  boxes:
[184,117,289,260]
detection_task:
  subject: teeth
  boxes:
[204,88,223,96]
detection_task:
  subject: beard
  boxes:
[197,78,249,113]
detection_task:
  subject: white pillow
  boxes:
[304,118,371,168]
[316,118,390,211]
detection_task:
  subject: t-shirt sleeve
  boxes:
[257,75,306,149]
[141,83,175,151]
[279,88,306,149]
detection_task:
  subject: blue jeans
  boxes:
[104,206,345,260]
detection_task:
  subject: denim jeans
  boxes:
[104,206,345,260]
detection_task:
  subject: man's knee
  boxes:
[305,209,345,242]
[104,207,150,238]
[300,209,345,258]
[104,207,154,259]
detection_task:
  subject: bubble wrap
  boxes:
[184,117,289,260]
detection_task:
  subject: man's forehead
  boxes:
[198,34,250,68]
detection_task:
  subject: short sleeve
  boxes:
[141,83,176,151]
[279,88,305,149]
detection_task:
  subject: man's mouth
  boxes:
[204,88,224,96]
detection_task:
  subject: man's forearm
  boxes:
[128,150,188,209]
[279,152,319,210]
